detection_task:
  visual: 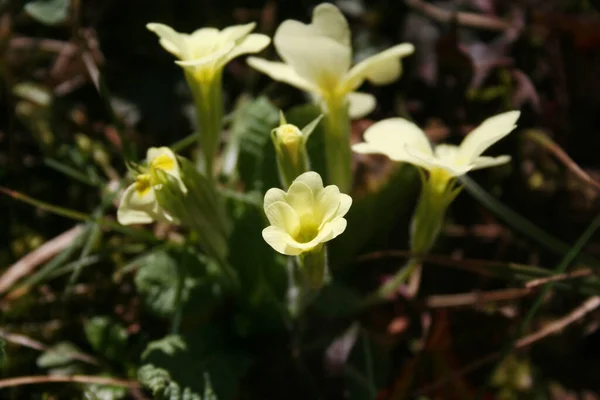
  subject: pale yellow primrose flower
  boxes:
[353,111,521,177]
[117,147,186,225]
[146,22,270,83]
[247,3,414,118]
[262,172,352,256]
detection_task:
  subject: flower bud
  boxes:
[271,113,322,189]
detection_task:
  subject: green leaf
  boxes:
[36,342,84,373]
[84,316,128,361]
[234,97,280,192]
[134,250,193,318]
[24,0,69,26]
[139,330,251,400]
[83,383,127,400]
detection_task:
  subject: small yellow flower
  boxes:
[247,3,414,118]
[262,171,352,255]
[117,147,185,225]
[146,22,270,83]
[353,111,521,178]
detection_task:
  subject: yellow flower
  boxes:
[146,22,270,83]
[262,171,352,256]
[353,111,521,178]
[247,3,414,118]
[117,147,185,225]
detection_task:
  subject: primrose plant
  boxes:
[113,2,521,355]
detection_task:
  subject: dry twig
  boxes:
[414,296,600,395]
[0,375,140,389]
[0,225,84,295]
[405,0,511,31]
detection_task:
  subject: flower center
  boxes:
[150,154,176,172]
[295,214,320,243]
[135,174,152,196]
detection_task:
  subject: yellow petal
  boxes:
[347,92,376,118]
[262,226,303,256]
[458,111,520,164]
[223,33,271,65]
[404,145,467,176]
[312,3,351,47]
[292,171,324,194]
[175,41,234,67]
[470,155,511,170]
[247,57,317,93]
[344,43,415,91]
[274,20,351,91]
[265,201,300,236]
[146,23,186,58]
[117,183,157,225]
[221,23,256,43]
[335,193,352,219]
[314,185,341,224]
[352,118,432,161]
[286,181,315,217]
[264,188,287,210]
[328,217,348,237]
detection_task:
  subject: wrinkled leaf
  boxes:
[84,316,128,361]
[139,330,251,400]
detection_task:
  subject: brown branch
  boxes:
[0,330,100,366]
[425,268,595,308]
[414,296,600,396]
[515,296,600,347]
[526,130,600,192]
[525,268,594,288]
[0,375,140,389]
[425,287,533,308]
[9,37,77,53]
[0,225,84,295]
[404,0,511,31]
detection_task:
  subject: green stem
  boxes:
[362,256,421,307]
[301,246,328,290]
[323,98,352,192]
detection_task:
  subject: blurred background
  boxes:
[2,0,600,399]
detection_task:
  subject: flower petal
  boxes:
[274,20,351,91]
[404,145,469,176]
[344,43,415,91]
[458,111,520,164]
[286,181,315,216]
[223,33,270,64]
[347,92,376,118]
[247,57,317,93]
[470,155,511,170]
[264,188,287,210]
[117,183,157,225]
[146,23,186,58]
[175,41,234,67]
[352,118,432,161]
[311,3,351,47]
[293,171,324,194]
[265,201,300,236]
[262,226,303,256]
[328,217,348,237]
[220,22,256,43]
[314,185,341,224]
[335,193,352,219]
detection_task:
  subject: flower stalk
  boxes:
[185,71,224,177]
[323,97,353,192]
[300,244,329,290]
